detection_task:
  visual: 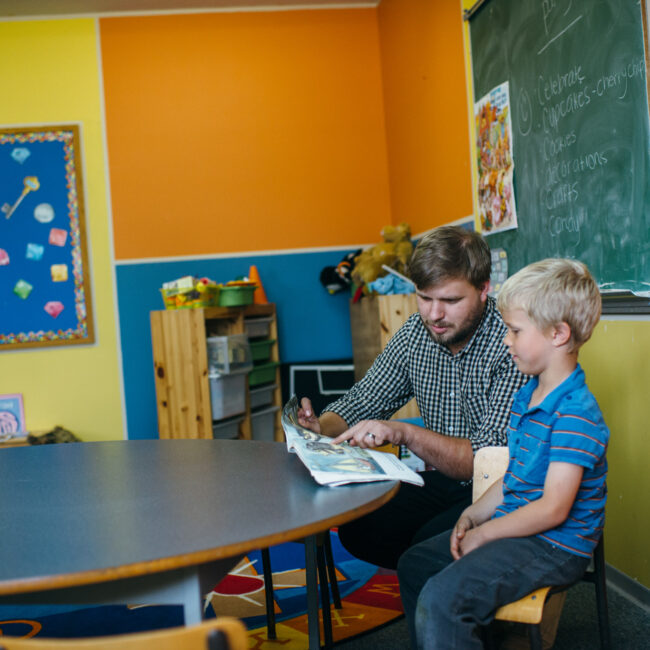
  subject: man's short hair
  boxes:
[496,258,601,350]
[408,226,491,290]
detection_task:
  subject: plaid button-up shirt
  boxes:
[324,297,527,453]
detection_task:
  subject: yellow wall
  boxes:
[0,19,124,441]
[581,320,650,587]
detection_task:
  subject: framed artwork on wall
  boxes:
[0,124,94,350]
[0,394,25,435]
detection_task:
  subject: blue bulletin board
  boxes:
[0,125,94,349]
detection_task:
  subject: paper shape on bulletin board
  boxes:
[0,125,94,350]
[488,248,508,297]
[475,81,518,235]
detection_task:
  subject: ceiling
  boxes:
[0,0,377,19]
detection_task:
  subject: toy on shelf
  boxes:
[248,265,268,304]
[160,276,220,309]
[351,222,413,288]
[319,249,361,295]
[319,223,414,299]
[160,270,268,309]
[218,280,257,307]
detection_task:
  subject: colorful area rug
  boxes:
[208,530,404,647]
[0,531,404,645]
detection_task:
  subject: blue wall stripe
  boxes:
[116,249,355,439]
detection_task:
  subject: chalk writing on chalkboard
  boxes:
[0,125,94,350]
[469,0,650,293]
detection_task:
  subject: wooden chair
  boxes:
[473,446,611,650]
[0,617,247,650]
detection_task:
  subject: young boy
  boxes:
[397,258,609,650]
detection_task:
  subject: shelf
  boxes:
[150,304,282,441]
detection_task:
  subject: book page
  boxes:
[282,395,424,487]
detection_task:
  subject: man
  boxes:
[298,226,527,570]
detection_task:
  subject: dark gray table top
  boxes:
[0,439,398,595]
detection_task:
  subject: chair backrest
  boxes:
[0,617,247,650]
[472,446,509,502]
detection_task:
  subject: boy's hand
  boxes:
[457,527,487,557]
[450,513,475,560]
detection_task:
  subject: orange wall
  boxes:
[377,0,473,234]
[100,9,392,260]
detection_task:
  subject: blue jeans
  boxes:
[338,471,472,569]
[397,531,590,650]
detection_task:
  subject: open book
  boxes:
[281,395,424,487]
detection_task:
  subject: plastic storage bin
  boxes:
[212,414,243,440]
[249,383,277,410]
[160,285,220,310]
[218,285,256,307]
[251,405,280,441]
[249,339,275,363]
[244,316,273,339]
[206,334,252,374]
[209,369,248,420]
[248,361,279,387]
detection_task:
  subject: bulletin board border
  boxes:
[0,124,94,350]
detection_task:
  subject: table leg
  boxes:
[316,542,333,649]
[304,535,321,650]
[261,548,277,640]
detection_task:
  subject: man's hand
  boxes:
[297,397,322,434]
[332,419,404,448]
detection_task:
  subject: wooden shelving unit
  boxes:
[150,303,282,441]
[349,293,420,420]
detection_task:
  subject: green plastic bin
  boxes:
[249,339,276,362]
[218,285,256,307]
[248,361,279,387]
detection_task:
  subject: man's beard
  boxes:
[425,302,485,349]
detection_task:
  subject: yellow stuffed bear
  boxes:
[351,222,413,288]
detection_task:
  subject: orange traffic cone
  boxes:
[249,265,268,304]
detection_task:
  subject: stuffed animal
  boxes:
[27,425,81,444]
[351,223,413,289]
[319,249,362,294]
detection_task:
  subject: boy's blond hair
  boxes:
[497,258,601,351]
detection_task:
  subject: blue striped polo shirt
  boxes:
[493,365,609,557]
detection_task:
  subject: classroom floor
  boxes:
[336,581,650,649]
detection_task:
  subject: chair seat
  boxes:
[494,586,552,624]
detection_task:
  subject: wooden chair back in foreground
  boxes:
[472,445,510,502]
[0,617,247,650]
[473,446,611,650]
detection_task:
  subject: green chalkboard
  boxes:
[469,0,650,292]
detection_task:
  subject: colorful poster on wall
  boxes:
[0,394,25,434]
[0,125,94,350]
[475,81,518,235]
